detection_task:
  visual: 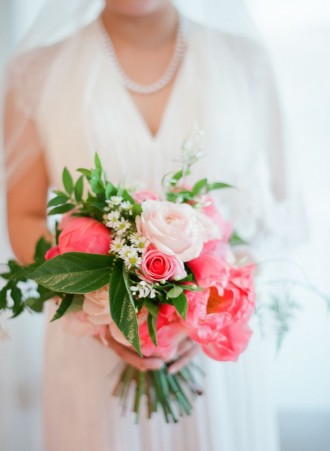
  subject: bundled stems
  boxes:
[112,361,204,423]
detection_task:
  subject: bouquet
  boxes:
[0,146,256,423]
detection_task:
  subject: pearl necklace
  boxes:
[98,17,187,95]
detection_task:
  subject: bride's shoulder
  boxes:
[187,19,269,65]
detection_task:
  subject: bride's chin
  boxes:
[104,0,171,17]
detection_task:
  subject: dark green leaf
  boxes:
[48,203,75,216]
[192,178,208,196]
[62,167,74,195]
[0,287,8,309]
[31,252,114,293]
[11,286,24,318]
[74,175,84,202]
[34,237,52,264]
[51,294,74,321]
[47,195,69,208]
[109,260,141,355]
[147,313,158,347]
[172,292,188,320]
[144,299,159,317]
[167,286,184,299]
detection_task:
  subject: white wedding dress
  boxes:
[32,17,284,451]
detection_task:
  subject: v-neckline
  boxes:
[96,18,190,145]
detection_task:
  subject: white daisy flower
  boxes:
[110,237,126,253]
[104,210,121,228]
[123,252,142,270]
[108,195,123,207]
[116,218,131,235]
[120,201,133,214]
[129,232,149,251]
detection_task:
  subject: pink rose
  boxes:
[132,190,158,204]
[58,216,111,254]
[137,200,214,262]
[83,285,111,325]
[140,247,186,283]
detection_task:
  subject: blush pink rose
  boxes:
[58,216,111,255]
[132,190,158,203]
[140,247,186,283]
[83,285,111,325]
[137,200,213,262]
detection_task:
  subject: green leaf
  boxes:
[62,167,74,195]
[105,182,116,199]
[172,292,188,320]
[109,260,141,356]
[48,203,75,216]
[94,153,103,173]
[132,203,143,217]
[74,175,84,202]
[77,168,92,178]
[144,299,159,317]
[147,313,158,347]
[47,195,69,208]
[0,287,8,309]
[192,178,208,196]
[51,294,74,321]
[167,286,184,299]
[34,237,52,264]
[10,286,24,318]
[207,182,234,192]
[230,230,248,246]
[31,252,114,293]
[170,170,183,185]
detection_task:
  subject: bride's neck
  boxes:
[101,4,178,48]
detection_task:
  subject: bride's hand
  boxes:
[167,338,199,374]
[95,329,199,373]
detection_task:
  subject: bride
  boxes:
[4,0,285,450]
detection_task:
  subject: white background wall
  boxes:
[1,1,329,450]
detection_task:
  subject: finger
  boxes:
[106,335,164,371]
[176,338,196,355]
[168,346,199,374]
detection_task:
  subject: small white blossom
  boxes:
[108,195,123,207]
[116,218,131,235]
[104,210,121,228]
[129,233,149,252]
[120,201,133,214]
[122,251,142,270]
[130,281,156,299]
[110,236,126,253]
